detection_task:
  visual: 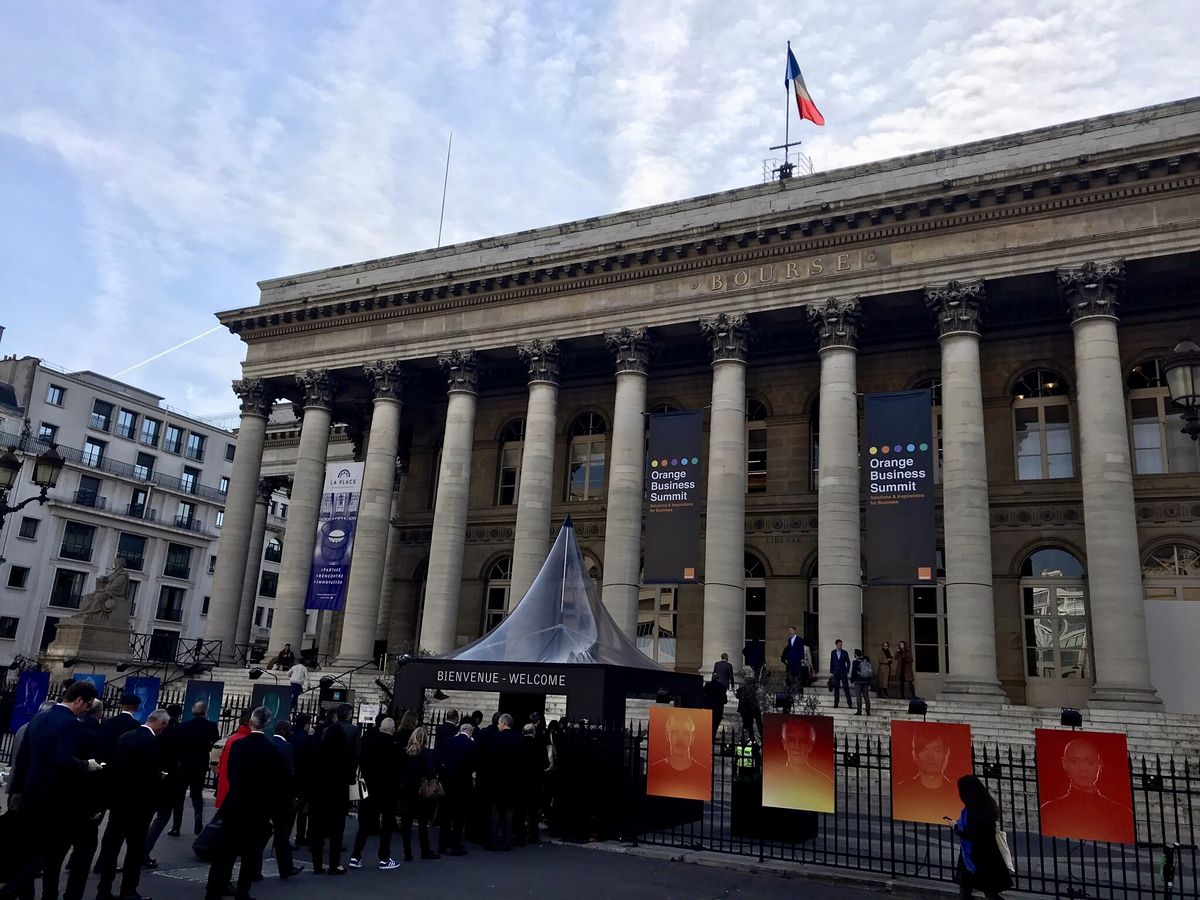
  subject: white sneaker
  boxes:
[347,858,362,869]
[378,859,401,871]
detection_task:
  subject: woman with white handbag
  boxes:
[952,774,1014,899]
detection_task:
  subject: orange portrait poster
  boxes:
[1035,729,1135,844]
[890,721,973,825]
[646,706,712,801]
[762,714,835,813]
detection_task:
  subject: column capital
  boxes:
[516,339,563,385]
[364,360,413,402]
[807,297,862,350]
[296,369,336,410]
[925,279,985,338]
[1058,258,1125,323]
[604,326,652,374]
[700,313,751,363]
[438,349,481,395]
[232,378,273,418]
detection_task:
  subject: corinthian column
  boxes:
[377,457,409,646]
[925,280,1006,702]
[208,378,273,663]
[269,370,336,656]
[419,351,481,652]
[509,340,563,603]
[808,298,863,662]
[1058,260,1161,708]
[700,313,751,672]
[601,326,651,637]
[233,478,277,652]
[337,361,410,666]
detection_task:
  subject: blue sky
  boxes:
[2,1,1197,421]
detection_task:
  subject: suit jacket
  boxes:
[434,720,459,760]
[712,659,735,691]
[438,732,478,787]
[178,715,220,775]
[111,725,162,816]
[780,635,807,674]
[271,734,298,809]
[488,729,522,804]
[223,732,286,833]
[9,705,89,812]
[96,711,139,764]
[829,649,851,677]
[286,727,317,797]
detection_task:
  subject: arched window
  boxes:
[264,536,283,564]
[1128,359,1200,475]
[496,418,525,505]
[1012,370,1073,480]
[637,557,676,666]
[746,398,769,494]
[809,398,820,491]
[1020,548,1090,680]
[911,377,943,484]
[1143,543,1200,602]
[566,412,607,501]
[582,554,602,583]
[483,556,512,632]
[744,551,767,643]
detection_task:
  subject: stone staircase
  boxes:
[201,662,393,706]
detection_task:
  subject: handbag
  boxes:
[995,822,1016,874]
[420,776,445,801]
[350,771,368,802]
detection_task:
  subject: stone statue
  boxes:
[74,557,130,620]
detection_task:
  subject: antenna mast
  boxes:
[436,131,453,248]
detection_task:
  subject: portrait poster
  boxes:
[123,676,160,724]
[1035,728,1135,844]
[9,670,50,732]
[183,680,225,724]
[305,461,364,611]
[646,706,712,801]
[762,714,835,813]
[891,721,973,824]
[643,410,704,584]
[251,683,293,734]
[72,673,106,696]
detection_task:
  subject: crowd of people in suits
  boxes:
[1,685,560,900]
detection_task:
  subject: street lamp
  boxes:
[1163,337,1200,442]
[0,442,64,530]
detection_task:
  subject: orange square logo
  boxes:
[683,567,696,580]
[917,566,932,580]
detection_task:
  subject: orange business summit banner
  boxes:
[1035,728,1135,844]
[762,714,835,813]
[646,706,713,802]
[890,721,973,825]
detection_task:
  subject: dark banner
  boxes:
[644,410,704,584]
[864,390,937,585]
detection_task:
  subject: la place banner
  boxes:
[305,460,365,611]
[864,390,937,585]
[644,410,704,584]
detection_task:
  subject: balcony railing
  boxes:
[72,490,107,510]
[164,562,192,578]
[116,423,136,439]
[173,515,204,533]
[184,446,205,461]
[155,606,184,623]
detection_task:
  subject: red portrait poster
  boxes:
[646,706,712,801]
[1035,729,1135,844]
[890,721,973,825]
[762,714,835,813]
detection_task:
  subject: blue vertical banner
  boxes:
[864,390,937,585]
[124,676,161,724]
[305,461,365,611]
[9,671,50,732]
[183,680,225,723]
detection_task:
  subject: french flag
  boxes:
[786,45,825,126]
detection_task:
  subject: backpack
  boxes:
[858,658,874,681]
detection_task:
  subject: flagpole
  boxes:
[784,40,791,164]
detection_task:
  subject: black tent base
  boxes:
[393,656,703,723]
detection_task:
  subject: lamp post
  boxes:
[1163,337,1200,442]
[0,439,64,531]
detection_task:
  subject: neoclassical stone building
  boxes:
[210,98,1200,713]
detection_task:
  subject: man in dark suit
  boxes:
[268,721,304,878]
[5,681,100,900]
[204,708,288,900]
[434,709,460,761]
[829,639,852,709]
[309,704,356,874]
[712,654,735,694]
[437,723,478,856]
[143,705,184,867]
[175,701,219,835]
[780,626,807,695]
[95,708,169,900]
[96,695,142,764]
[46,698,108,900]
[485,714,521,852]
[286,714,316,845]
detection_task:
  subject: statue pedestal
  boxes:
[41,601,133,679]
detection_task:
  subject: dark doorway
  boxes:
[497,691,545,727]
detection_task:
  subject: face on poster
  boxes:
[123,676,160,724]
[183,680,225,723]
[1035,728,1135,844]
[10,671,50,733]
[646,706,712,801]
[251,684,293,734]
[891,721,973,825]
[762,714,835,813]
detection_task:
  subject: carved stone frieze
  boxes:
[516,338,563,385]
[364,360,412,402]
[807,297,861,350]
[1057,258,1125,323]
[699,313,751,363]
[232,378,273,418]
[604,326,652,374]
[295,369,336,410]
[438,349,481,394]
[924,279,985,337]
